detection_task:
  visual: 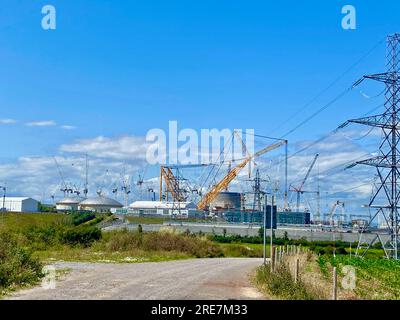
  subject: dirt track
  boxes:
[8,258,265,300]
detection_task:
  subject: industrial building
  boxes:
[277,211,311,225]
[128,201,203,218]
[222,205,277,227]
[2,197,39,212]
[79,196,123,213]
[56,196,86,211]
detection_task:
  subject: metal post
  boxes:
[270,195,274,262]
[284,141,288,210]
[263,195,267,265]
[332,267,338,300]
[0,186,5,212]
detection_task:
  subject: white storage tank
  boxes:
[56,196,86,211]
[79,196,123,213]
[210,192,242,211]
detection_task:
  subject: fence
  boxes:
[268,245,338,300]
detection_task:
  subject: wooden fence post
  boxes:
[294,258,300,283]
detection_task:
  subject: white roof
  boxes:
[56,196,86,205]
[129,201,197,210]
[4,197,36,201]
[80,196,123,207]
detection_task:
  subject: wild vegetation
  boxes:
[1,212,397,299]
[0,232,43,296]
[0,213,258,293]
[254,248,400,300]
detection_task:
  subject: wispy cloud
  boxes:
[26,120,57,127]
[0,118,17,124]
[60,135,150,161]
[60,125,77,130]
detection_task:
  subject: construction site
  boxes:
[4,2,400,306]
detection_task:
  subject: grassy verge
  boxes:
[255,263,315,300]
[255,249,400,300]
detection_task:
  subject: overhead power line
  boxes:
[268,37,385,137]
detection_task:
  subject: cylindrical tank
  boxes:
[210,192,242,210]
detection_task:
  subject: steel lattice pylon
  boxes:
[348,33,400,259]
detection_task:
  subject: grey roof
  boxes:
[79,196,123,207]
[56,196,86,205]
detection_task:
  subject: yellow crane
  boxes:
[197,139,287,210]
[159,166,186,202]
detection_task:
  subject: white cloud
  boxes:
[0,118,17,124]
[60,135,150,161]
[60,125,77,130]
[26,120,57,127]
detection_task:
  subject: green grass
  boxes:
[319,255,400,299]
[0,213,67,232]
[33,246,192,263]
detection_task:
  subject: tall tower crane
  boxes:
[290,154,319,212]
[197,139,287,211]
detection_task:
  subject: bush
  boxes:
[101,229,223,258]
[143,231,223,258]
[104,229,143,251]
[69,212,96,226]
[59,226,102,247]
[0,232,43,291]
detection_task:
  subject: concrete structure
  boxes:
[56,196,86,211]
[210,192,242,211]
[2,197,39,212]
[128,200,199,217]
[79,196,123,213]
[105,222,386,244]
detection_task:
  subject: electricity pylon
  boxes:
[348,33,400,259]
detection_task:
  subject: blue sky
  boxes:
[0,0,399,216]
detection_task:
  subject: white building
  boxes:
[128,201,198,217]
[2,197,39,212]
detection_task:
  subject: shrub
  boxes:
[103,229,143,251]
[0,232,43,291]
[59,226,102,247]
[101,229,223,258]
[143,231,223,258]
[25,225,59,248]
[69,212,96,226]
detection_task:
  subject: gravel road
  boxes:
[8,258,265,300]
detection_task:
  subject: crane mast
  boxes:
[197,140,287,210]
[290,153,319,212]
